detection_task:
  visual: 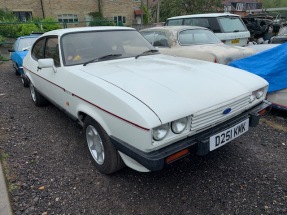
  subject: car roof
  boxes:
[41,26,135,37]
[167,13,240,20]
[140,25,207,32]
[17,35,40,39]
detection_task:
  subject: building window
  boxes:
[14,11,32,22]
[114,16,126,25]
[58,14,79,23]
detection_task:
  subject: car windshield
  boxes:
[278,26,287,35]
[218,16,247,33]
[178,29,221,45]
[17,37,38,51]
[61,30,155,66]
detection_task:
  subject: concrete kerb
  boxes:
[0,160,13,215]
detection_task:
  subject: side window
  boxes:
[31,38,45,60]
[166,19,183,26]
[208,18,221,33]
[45,37,60,66]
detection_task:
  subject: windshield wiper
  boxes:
[83,54,122,66]
[135,49,159,59]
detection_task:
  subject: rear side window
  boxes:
[166,19,183,26]
[218,16,247,33]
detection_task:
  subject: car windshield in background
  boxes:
[61,30,154,66]
[179,29,221,45]
[18,38,38,51]
[218,16,247,33]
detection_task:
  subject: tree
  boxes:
[262,0,287,8]
[158,0,223,22]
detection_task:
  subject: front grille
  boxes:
[190,94,250,133]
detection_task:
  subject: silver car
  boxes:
[140,26,256,65]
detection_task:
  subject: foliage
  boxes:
[17,23,40,37]
[0,8,20,38]
[141,5,150,24]
[89,19,115,26]
[157,0,223,22]
[40,17,60,32]
[262,0,287,8]
[0,8,18,22]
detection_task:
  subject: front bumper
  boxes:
[111,100,271,171]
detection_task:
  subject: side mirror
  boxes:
[38,58,57,73]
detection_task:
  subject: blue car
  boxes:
[9,35,40,87]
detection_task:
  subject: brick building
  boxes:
[222,0,263,16]
[0,0,145,26]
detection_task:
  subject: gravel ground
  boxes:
[0,61,287,215]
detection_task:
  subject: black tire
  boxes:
[15,64,20,76]
[29,82,49,107]
[21,76,29,88]
[84,116,125,174]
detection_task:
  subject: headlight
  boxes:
[171,117,188,134]
[153,123,169,141]
[256,91,264,99]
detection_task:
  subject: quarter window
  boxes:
[31,38,45,59]
[45,38,60,66]
[31,37,60,66]
[58,14,79,23]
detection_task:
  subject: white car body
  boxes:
[140,26,255,65]
[23,27,270,174]
[165,13,250,46]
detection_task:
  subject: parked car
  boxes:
[247,43,280,54]
[9,35,40,87]
[23,26,270,174]
[270,25,287,44]
[165,13,250,46]
[140,26,255,65]
[229,42,287,110]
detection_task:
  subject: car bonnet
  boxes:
[79,55,267,123]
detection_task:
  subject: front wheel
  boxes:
[29,82,49,107]
[84,116,124,174]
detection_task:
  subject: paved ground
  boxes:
[0,61,286,214]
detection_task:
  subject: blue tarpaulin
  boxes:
[229,43,287,93]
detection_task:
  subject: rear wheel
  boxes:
[21,75,29,88]
[29,82,49,106]
[84,116,124,174]
[14,64,20,76]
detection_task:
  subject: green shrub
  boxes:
[89,19,114,26]
[36,17,60,32]
[17,23,40,36]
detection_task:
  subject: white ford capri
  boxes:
[23,27,271,174]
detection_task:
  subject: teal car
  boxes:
[9,35,40,87]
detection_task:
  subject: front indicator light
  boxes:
[171,117,188,134]
[166,148,190,164]
[153,123,169,141]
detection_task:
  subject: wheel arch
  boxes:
[77,105,112,136]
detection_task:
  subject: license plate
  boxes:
[231,39,240,44]
[210,118,249,151]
